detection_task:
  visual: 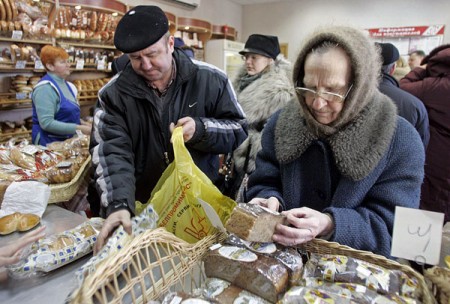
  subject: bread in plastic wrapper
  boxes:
[302,278,421,304]
[280,286,353,304]
[161,291,219,304]
[203,277,271,304]
[302,253,420,299]
[203,244,289,303]
[225,203,288,243]
[7,217,104,278]
[224,234,304,286]
[74,204,158,285]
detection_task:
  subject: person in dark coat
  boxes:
[246,26,425,258]
[400,44,450,223]
[376,42,430,148]
[89,6,247,252]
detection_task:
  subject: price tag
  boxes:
[97,60,106,70]
[34,60,44,70]
[15,92,28,100]
[391,206,444,265]
[75,59,85,70]
[11,30,23,40]
[15,60,26,69]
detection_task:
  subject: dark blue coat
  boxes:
[247,106,424,258]
[379,73,430,148]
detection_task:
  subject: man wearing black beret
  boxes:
[88,5,248,251]
[375,42,429,149]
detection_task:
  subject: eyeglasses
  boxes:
[295,84,353,103]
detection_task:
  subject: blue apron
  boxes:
[32,74,80,146]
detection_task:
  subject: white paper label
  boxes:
[75,59,85,70]
[391,206,444,265]
[15,60,26,69]
[11,30,23,40]
[34,60,44,70]
[198,198,226,232]
[218,246,257,262]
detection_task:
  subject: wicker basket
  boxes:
[69,228,226,304]
[298,238,436,304]
[48,155,91,204]
[425,266,450,304]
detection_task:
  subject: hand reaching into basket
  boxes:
[94,210,132,254]
[0,226,46,267]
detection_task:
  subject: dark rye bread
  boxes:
[225,203,288,243]
[203,246,289,303]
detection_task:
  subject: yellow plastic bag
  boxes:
[137,127,236,243]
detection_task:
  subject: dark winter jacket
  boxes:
[379,73,430,148]
[400,44,450,222]
[89,49,247,217]
[246,26,425,258]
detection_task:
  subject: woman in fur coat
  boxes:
[229,34,294,200]
[246,26,425,258]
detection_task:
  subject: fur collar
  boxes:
[274,92,397,180]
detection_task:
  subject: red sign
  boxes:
[367,25,445,37]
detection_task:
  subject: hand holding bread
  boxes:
[0,225,45,267]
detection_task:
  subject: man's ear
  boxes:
[389,63,396,75]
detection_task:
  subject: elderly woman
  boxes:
[246,26,425,258]
[32,45,91,146]
[228,34,294,200]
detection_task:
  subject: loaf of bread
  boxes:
[0,212,40,235]
[7,218,104,277]
[203,245,289,303]
[204,278,271,304]
[223,234,304,287]
[225,203,288,243]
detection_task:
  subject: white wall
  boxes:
[241,0,450,62]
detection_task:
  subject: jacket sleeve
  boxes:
[187,71,248,154]
[325,118,425,258]
[399,67,428,99]
[245,112,285,209]
[89,89,136,217]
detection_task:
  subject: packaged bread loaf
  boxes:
[0,212,40,235]
[161,291,219,304]
[224,234,304,286]
[7,218,104,278]
[280,286,353,304]
[302,278,422,304]
[203,278,271,304]
[303,253,420,299]
[203,245,289,303]
[225,203,288,243]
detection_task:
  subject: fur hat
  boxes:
[239,34,280,60]
[114,6,169,53]
[376,42,400,66]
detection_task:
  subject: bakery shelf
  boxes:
[56,41,117,50]
[0,37,53,45]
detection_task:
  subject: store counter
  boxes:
[0,205,89,304]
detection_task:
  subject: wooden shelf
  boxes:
[211,25,237,41]
[0,37,53,45]
[59,0,127,14]
[177,17,212,44]
[165,12,177,35]
[56,41,116,50]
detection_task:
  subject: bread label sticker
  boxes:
[179,299,210,304]
[241,240,277,254]
[218,246,258,262]
[391,206,444,265]
[168,296,182,304]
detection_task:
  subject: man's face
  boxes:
[128,35,174,83]
[408,53,424,69]
[302,47,352,125]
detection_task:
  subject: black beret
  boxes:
[114,6,169,53]
[239,34,280,60]
[376,42,400,66]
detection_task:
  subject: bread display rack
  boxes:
[48,154,90,204]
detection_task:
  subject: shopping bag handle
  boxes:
[171,127,194,167]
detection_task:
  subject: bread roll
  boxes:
[3,0,11,22]
[0,212,40,235]
[225,203,288,243]
[0,0,7,22]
